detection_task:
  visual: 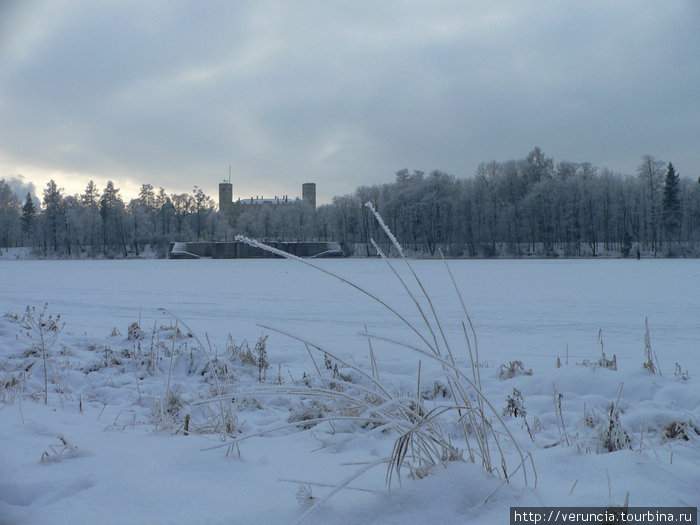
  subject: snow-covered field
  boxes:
[1,258,698,524]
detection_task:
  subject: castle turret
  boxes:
[219,181,233,213]
[302,182,316,210]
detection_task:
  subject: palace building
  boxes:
[218,180,316,216]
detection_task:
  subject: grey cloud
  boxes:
[3,174,39,205]
[0,1,698,203]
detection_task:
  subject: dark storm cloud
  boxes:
[1,1,698,203]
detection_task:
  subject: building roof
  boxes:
[236,196,294,205]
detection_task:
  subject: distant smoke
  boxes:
[3,175,40,206]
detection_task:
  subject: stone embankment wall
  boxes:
[168,241,344,259]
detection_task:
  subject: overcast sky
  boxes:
[1,1,698,205]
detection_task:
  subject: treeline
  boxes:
[1,148,699,257]
[322,149,700,257]
[0,180,226,257]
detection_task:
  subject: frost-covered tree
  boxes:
[21,192,37,243]
[80,181,101,255]
[662,162,681,247]
[192,186,214,241]
[41,180,65,253]
[63,195,88,256]
[5,146,700,257]
[170,193,192,237]
[523,147,554,186]
[155,188,173,238]
[100,181,127,257]
[0,180,21,248]
[637,155,665,254]
[127,184,158,255]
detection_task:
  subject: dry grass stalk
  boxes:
[212,206,536,520]
[642,318,662,375]
[597,329,617,370]
[21,303,64,405]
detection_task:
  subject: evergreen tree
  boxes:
[138,183,156,209]
[80,180,100,207]
[42,180,64,252]
[100,181,127,256]
[21,192,36,241]
[80,180,101,255]
[662,162,681,244]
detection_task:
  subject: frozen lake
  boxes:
[1,257,698,524]
[2,258,697,372]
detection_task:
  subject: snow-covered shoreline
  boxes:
[1,259,697,524]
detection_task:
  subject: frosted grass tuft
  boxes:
[217,209,536,521]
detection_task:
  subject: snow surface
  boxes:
[0,258,698,524]
[0,248,33,261]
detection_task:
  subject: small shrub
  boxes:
[152,387,186,431]
[662,420,700,442]
[674,362,689,380]
[420,380,451,400]
[164,385,185,417]
[0,373,24,403]
[497,360,532,379]
[236,396,263,411]
[597,330,617,370]
[21,303,64,405]
[2,375,20,390]
[127,322,145,341]
[503,388,526,418]
[322,352,351,388]
[288,400,330,429]
[584,409,601,429]
[189,402,239,435]
[299,372,313,388]
[41,436,79,463]
[605,494,630,523]
[197,357,236,384]
[597,403,631,453]
[215,405,239,435]
[3,312,20,322]
[255,335,269,382]
[229,338,257,367]
[597,352,617,370]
